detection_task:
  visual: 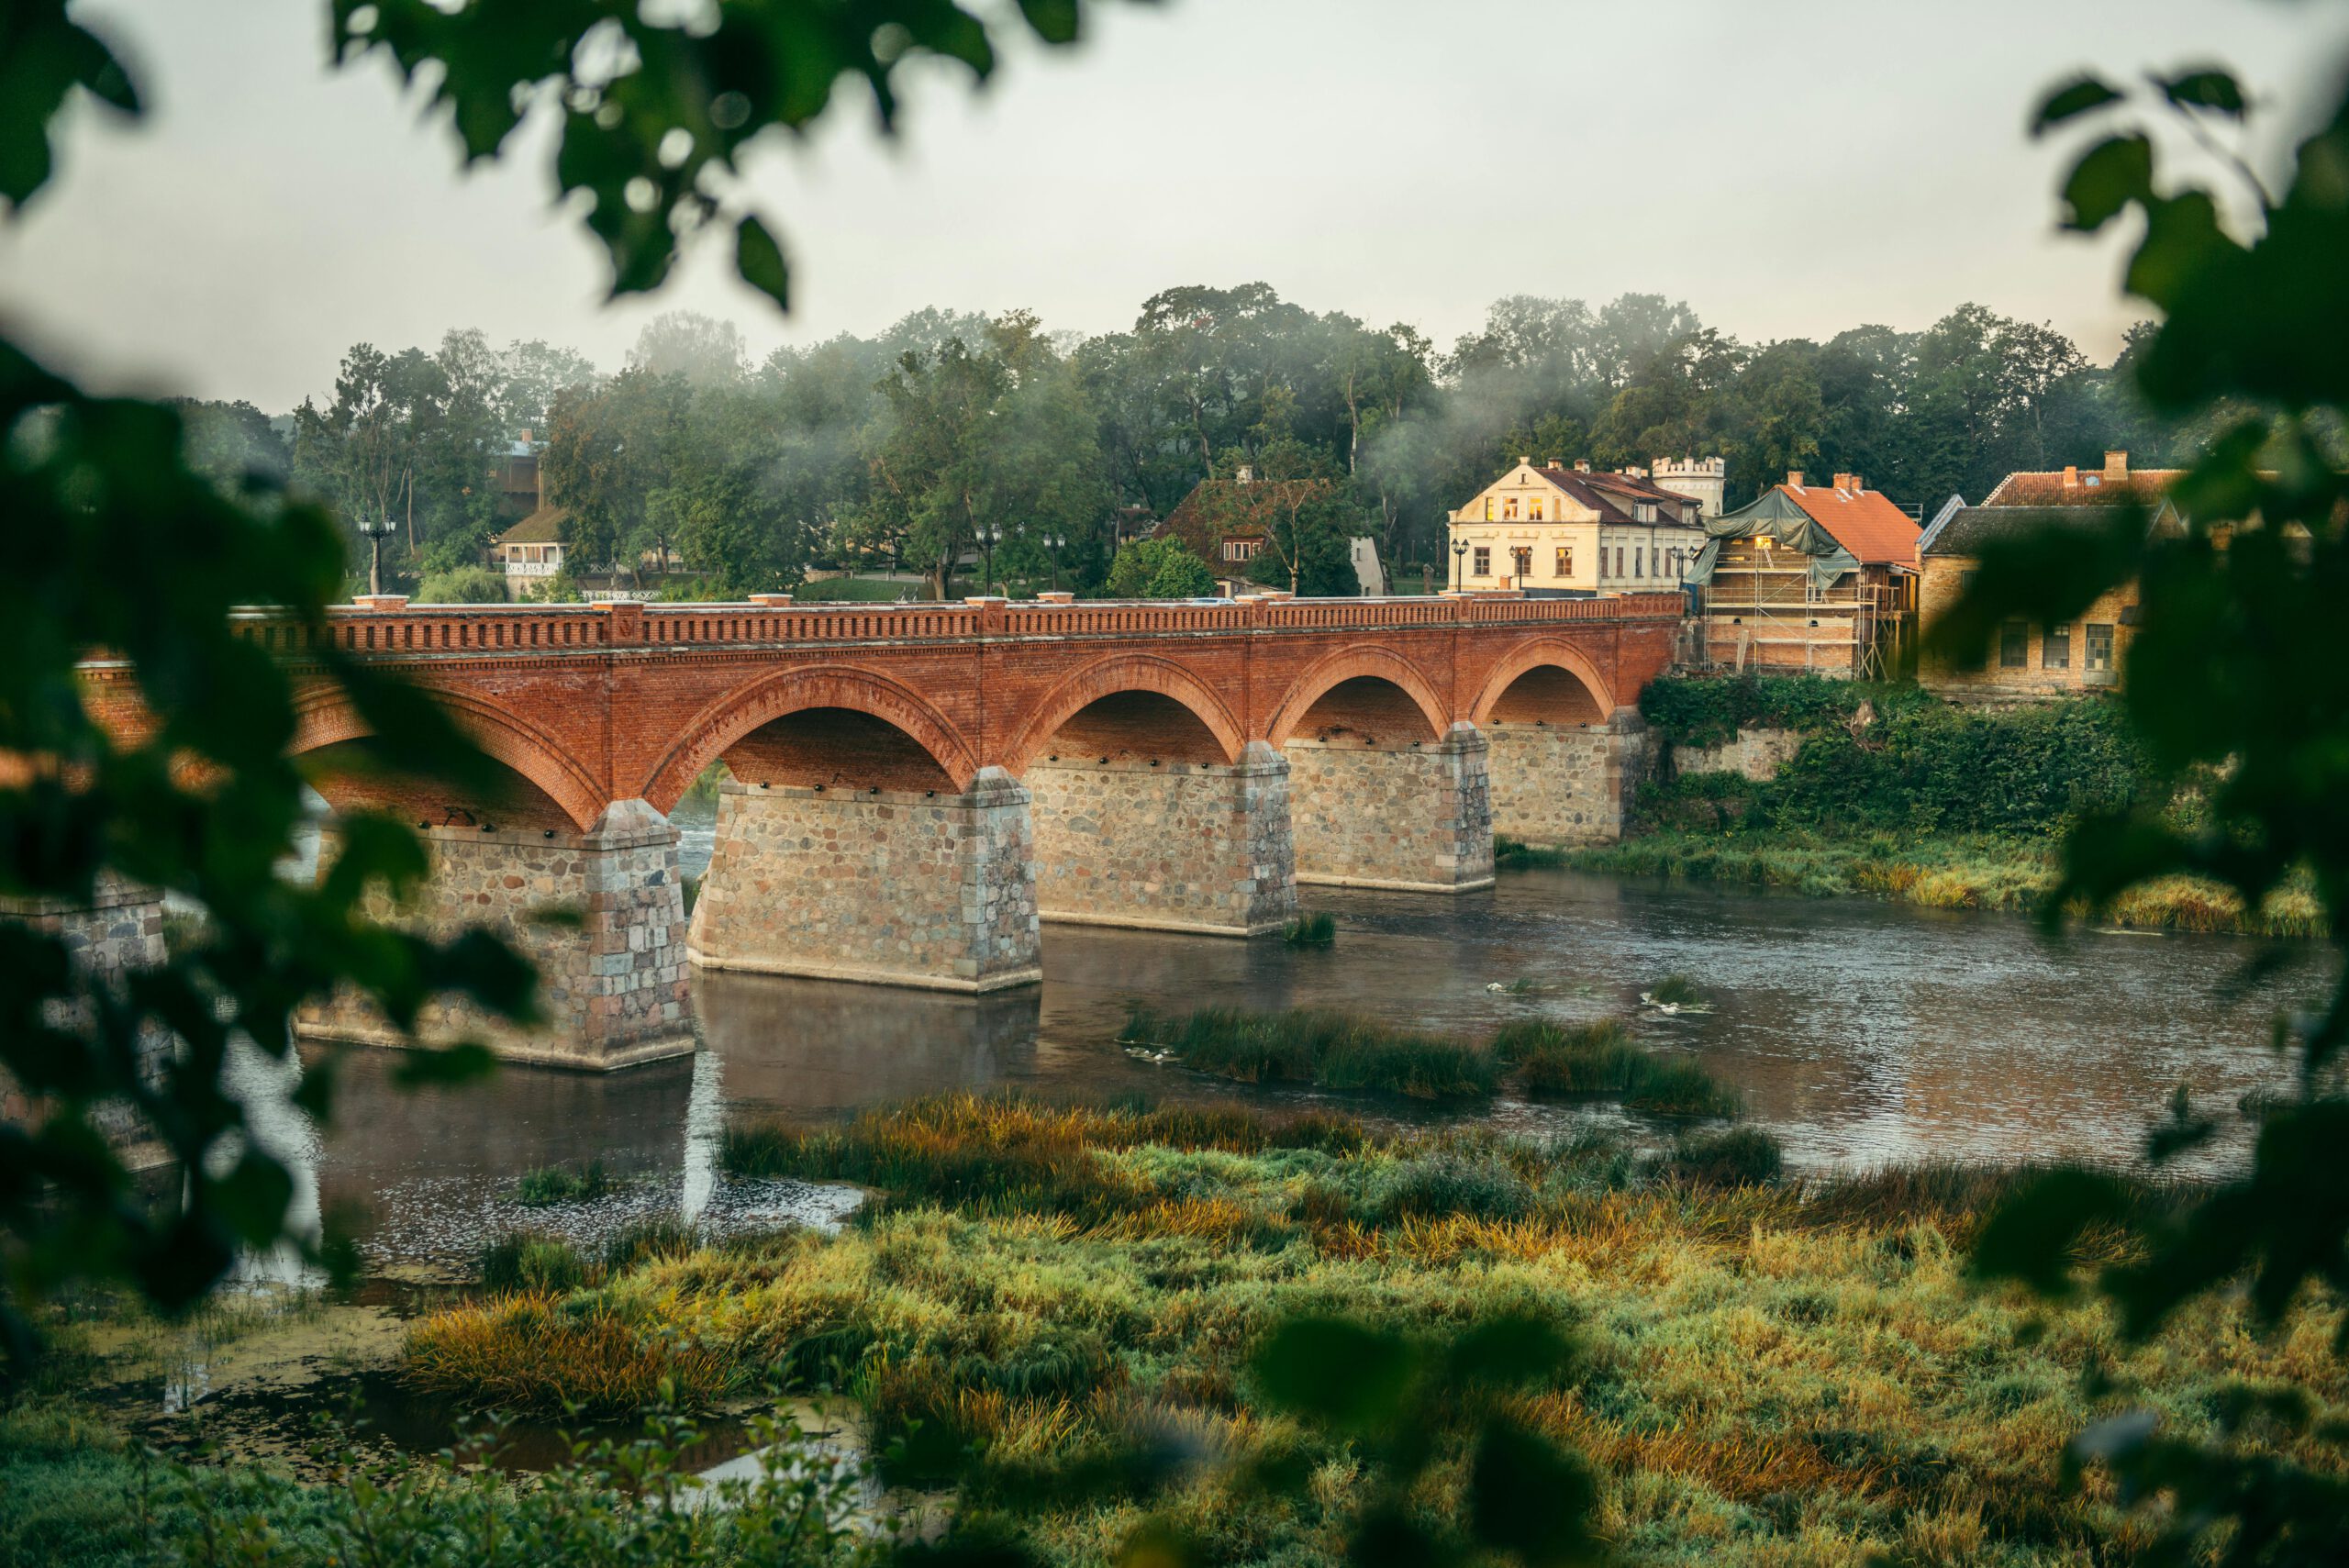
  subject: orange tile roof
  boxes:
[1981,466,2184,506]
[1779,482,1921,566]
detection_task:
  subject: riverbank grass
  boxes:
[1281,910,1337,948]
[1519,828,2329,936]
[1121,1005,1497,1098]
[397,1094,2343,1568]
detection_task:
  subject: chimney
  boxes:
[2104,450,2128,478]
[519,428,533,446]
[1787,471,1806,489]
[1574,460,1591,473]
[1832,473,1859,494]
[1520,454,1533,467]
[2063,464,2078,488]
[1235,463,1255,484]
[1543,457,1561,469]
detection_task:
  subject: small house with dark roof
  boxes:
[1445,457,1716,596]
[492,505,571,599]
[1689,472,1921,677]
[1917,452,2176,700]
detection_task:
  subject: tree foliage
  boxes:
[1949,58,2349,1562]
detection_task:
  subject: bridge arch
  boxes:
[640,664,979,811]
[1265,643,1450,749]
[1468,639,1617,728]
[1003,655,1246,776]
[291,687,607,832]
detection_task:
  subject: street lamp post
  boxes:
[358,516,395,597]
[1045,531,1066,591]
[1451,538,1468,592]
[982,524,1002,595]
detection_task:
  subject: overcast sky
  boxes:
[2,0,2343,412]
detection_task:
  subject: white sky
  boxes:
[3,0,2343,411]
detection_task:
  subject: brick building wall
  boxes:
[1918,555,2134,701]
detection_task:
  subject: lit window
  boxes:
[2085,623,2115,672]
[1999,620,2029,669]
[1473,546,1491,576]
[1531,501,1543,521]
[1554,546,1571,577]
[2043,624,2072,670]
[1503,496,1519,520]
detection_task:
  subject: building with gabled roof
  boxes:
[1917,452,2179,701]
[1445,457,1716,596]
[1688,472,1921,677]
[492,505,571,598]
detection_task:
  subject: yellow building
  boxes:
[1445,457,1719,595]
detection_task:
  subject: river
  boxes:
[261,838,2321,1273]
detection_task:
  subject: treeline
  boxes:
[177,285,2207,600]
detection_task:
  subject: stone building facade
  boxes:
[1447,458,1716,595]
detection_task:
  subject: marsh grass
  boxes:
[1491,1018,1741,1116]
[1280,911,1337,948]
[398,1095,2340,1567]
[511,1158,614,1207]
[1552,828,2329,937]
[1645,972,1705,1006]
[1122,1006,1499,1099]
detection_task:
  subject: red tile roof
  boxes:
[1779,482,1921,566]
[1531,465,1703,528]
[1981,465,2184,506]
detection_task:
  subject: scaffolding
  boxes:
[1697,539,1906,679]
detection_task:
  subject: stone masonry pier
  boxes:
[299,800,692,1070]
[1029,740,1297,936]
[687,770,1041,992]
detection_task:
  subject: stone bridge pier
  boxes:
[1025,690,1297,937]
[1280,672,1495,893]
[294,734,692,1069]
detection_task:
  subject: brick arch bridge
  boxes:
[126,593,1675,1067]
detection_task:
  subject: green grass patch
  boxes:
[1123,1006,1499,1099]
[1492,1018,1741,1115]
[510,1158,613,1207]
[1280,910,1336,948]
[1645,972,1705,1006]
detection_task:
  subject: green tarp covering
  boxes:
[1687,488,1859,592]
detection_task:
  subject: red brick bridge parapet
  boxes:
[80,592,1679,1068]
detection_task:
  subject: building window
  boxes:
[2043,623,2071,670]
[1554,546,1571,577]
[1999,620,2030,668]
[1530,501,1543,521]
[1615,547,1625,576]
[1473,546,1490,576]
[2085,623,2115,672]
[1502,496,1518,520]
[1634,502,1657,523]
[1960,568,1978,593]
[1634,549,1644,577]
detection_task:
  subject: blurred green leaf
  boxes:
[1252,1317,1416,1431]
[2032,74,2122,136]
[2061,134,2154,230]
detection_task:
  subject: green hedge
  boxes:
[1637,673,1923,749]
[1641,695,2152,840]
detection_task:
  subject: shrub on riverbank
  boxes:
[397,1095,2344,1568]
[512,1158,613,1207]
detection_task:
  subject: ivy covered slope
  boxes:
[1526,674,2321,935]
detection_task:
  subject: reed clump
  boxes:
[1280,910,1337,948]
[1122,1006,1499,1099]
[404,1295,733,1415]
[1491,1018,1741,1116]
[511,1158,613,1207]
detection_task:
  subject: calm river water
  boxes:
[253,824,2322,1270]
